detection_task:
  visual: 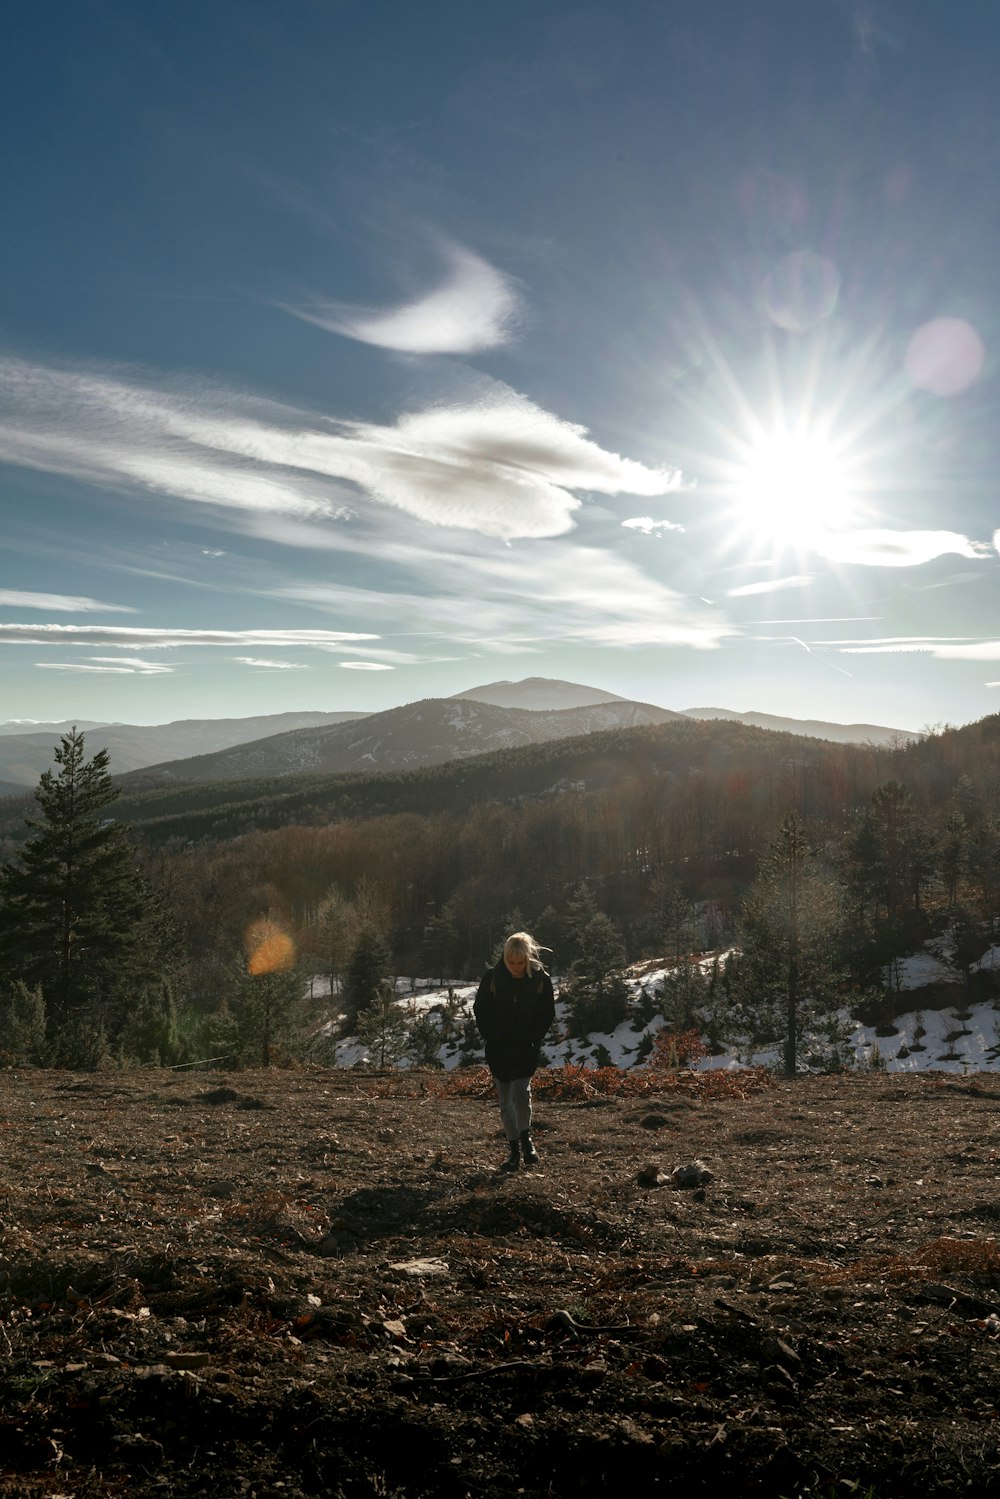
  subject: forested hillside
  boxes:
[97,716,936,842]
[2,715,1000,1072]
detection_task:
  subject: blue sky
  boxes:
[2,0,1000,731]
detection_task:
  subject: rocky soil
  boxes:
[2,1065,1000,1497]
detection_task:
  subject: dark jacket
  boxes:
[473,959,556,1083]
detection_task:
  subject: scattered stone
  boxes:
[199,1088,242,1106]
[388,1257,450,1278]
[761,1336,801,1366]
[670,1160,714,1189]
[163,1351,212,1370]
[316,1232,358,1258]
[636,1163,670,1187]
[205,1180,239,1199]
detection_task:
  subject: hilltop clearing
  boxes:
[2,1068,1000,1496]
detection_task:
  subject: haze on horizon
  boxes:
[2,1,1000,737]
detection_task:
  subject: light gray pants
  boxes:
[494,1077,532,1142]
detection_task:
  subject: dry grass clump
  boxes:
[916,1234,1000,1278]
[415,1062,774,1103]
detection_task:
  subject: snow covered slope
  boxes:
[326,947,1000,1077]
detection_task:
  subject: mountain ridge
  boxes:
[0,678,921,789]
[0,711,368,787]
[120,694,682,786]
[681,705,920,745]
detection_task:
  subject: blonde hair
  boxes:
[503,931,550,975]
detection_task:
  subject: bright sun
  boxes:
[723,425,865,551]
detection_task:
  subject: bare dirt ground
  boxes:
[2,1065,1000,1498]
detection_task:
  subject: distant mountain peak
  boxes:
[452,676,630,711]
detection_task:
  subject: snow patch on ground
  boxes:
[316,942,1000,1075]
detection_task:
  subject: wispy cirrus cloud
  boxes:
[814,636,1000,659]
[37,658,174,674]
[282,241,523,354]
[318,643,460,666]
[232,657,309,670]
[340,661,395,671]
[0,355,681,542]
[1,625,376,649]
[817,529,992,567]
[89,656,174,672]
[931,641,1000,660]
[279,541,727,651]
[0,589,136,613]
[726,574,813,597]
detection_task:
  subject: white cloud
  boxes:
[232,657,309,670]
[340,661,394,671]
[820,636,1000,660]
[726,574,813,598]
[0,625,377,649]
[36,662,172,675]
[282,241,523,354]
[0,355,681,542]
[88,657,175,673]
[621,516,685,535]
[318,643,459,666]
[817,529,991,567]
[835,643,938,655]
[279,540,726,652]
[932,641,1000,661]
[0,589,136,613]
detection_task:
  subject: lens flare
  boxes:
[905,317,985,397]
[246,918,296,976]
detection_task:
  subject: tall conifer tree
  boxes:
[729,813,848,1075]
[0,728,166,1052]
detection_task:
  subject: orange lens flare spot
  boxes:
[245,919,296,976]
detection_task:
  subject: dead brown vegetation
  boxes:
[2,1068,1000,1496]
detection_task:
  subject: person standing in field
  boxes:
[474,931,556,1172]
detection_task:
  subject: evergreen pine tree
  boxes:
[657,955,710,1032]
[343,923,394,1023]
[565,911,630,1036]
[940,810,969,910]
[729,813,848,1075]
[237,915,303,1066]
[0,728,168,1056]
[237,966,303,1067]
[407,1008,445,1068]
[0,981,47,1065]
[651,875,698,964]
[421,900,460,982]
[312,886,352,997]
[356,981,409,1068]
[562,881,599,967]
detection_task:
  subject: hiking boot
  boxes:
[520,1131,539,1166]
[499,1139,520,1172]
